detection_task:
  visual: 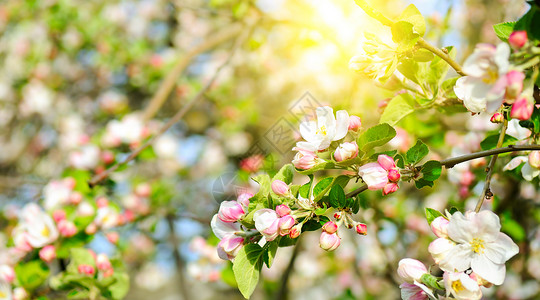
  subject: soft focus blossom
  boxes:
[510,96,534,120]
[508,30,528,49]
[292,147,319,170]
[17,203,58,248]
[217,201,245,223]
[430,216,449,238]
[297,106,349,151]
[39,245,56,263]
[271,180,290,197]
[0,265,14,283]
[348,115,362,131]
[443,272,482,300]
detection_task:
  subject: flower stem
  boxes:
[416,38,466,76]
[475,120,508,213]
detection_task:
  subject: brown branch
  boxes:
[417,38,466,76]
[274,239,302,300]
[142,23,243,121]
[166,214,190,300]
[88,30,245,187]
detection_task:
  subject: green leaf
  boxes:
[394,154,405,168]
[415,178,434,189]
[493,22,516,41]
[514,4,540,41]
[107,272,129,300]
[398,4,426,36]
[420,273,444,290]
[480,134,518,151]
[428,46,456,87]
[380,93,416,126]
[303,216,330,232]
[250,174,271,204]
[406,140,429,165]
[221,262,238,288]
[424,207,443,225]
[15,260,50,291]
[67,290,90,299]
[329,185,346,209]
[391,21,420,51]
[263,242,279,268]
[313,177,334,199]
[272,164,294,184]
[412,48,434,62]
[421,160,442,181]
[501,214,526,242]
[357,123,397,153]
[351,197,360,214]
[233,244,265,299]
[298,175,314,198]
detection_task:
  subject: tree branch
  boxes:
[274,239,302,300]
[416,38,466,76]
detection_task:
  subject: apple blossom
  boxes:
[12,287,27,300]
[43,179,73,211]
[430,216,449,238]
[76,201,95,217]
[254,209,280,241]
[217,201,245,223]
[211,215,241,241]
[348,115,362,131]
[355,223,367,235]
[382,183,399,195]
[529,151,540,169]
[378,154,396,171]
[0,265,14,283]
[443,272,482,300]
[503,155,540,181]
[334,142,358,162]
[18,203,58,248]
[69,144,100,170]
[217,236,245,261]
[387,169,401,182]
[52,210,66,223]
[57,220,77,237]
[358,162,388,190]
[322,221,338,234]
[94,206,119,229]
[96,254,112,272]
[271,180,290,196]
[505,70,525,100]
[297,106,349,151]
[39,245,56,263]
[275,204,291,217]
[437,210,519,285]
[292,147,319,170]
[106,232,120,244]
[277,215,295,236]
[399,283,429,300]
[319,232,340,251]
[289,224,302,239]
[510,96,534,120]
[508,30,527,49]
[490,112,504,123]
[0,281,12,300]
[454,43,510,113]
[78,264,95,276]
[236,193,252,208]
[397,258,428,283]
[428,237,455,264]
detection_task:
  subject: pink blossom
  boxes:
[334,142,358,162]
[430,216,449,238]
[278,215,295,236]
[358,163,388,190]
[508,31,527,49]
[490,112,504,123]
[217,201,245,223]
[510,96,534,120]
[253,209,280,241]
[355,223,367,235]
[397,258,428,283]
[217,236,245,260]
[0,265,15,283]
[382,183,399,195]
[322,221,338,234]
[348,115,362,131]
[78,264,95,276]
[271,180,290,196]
[378,154,396,171]
[319,232,341,251]
[505,70,525,100]
[96,254,112,272]
[292,147,318,170]
[39,245,56,263]
[275,204,291,217]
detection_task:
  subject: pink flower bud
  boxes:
[39,245,56,263]
[319,232,341,251]
[69,192,82,205]
[217,201,245,223]
[387,169,401,182]
[271,180,290,196]
[135,183,151,198]
[52,210,66,223]
[217,236,245,260]
[509,30,528,49]
[348,115,362,132]
[397,258,428,283]
[505,71,525,100]
[322,221,338,234]
[96,254,112,271]
[529,151,540,169]
[399,283,428,300]
[355,223,367,235]
[236,193,252,208]
[334,142,359,162]
[78,264,95,276]
[276,204,291,217]
[289,224,302,239]
[101,151,115,164]
[254,209,280,241]
[58,220,77,237]
[85,223,98,235]
[460,170,475,186]
[382,183,399,196]
[96,197,109,208]
[430,216,449,238]
[292,147,318,170]
[510,97,534,120]
[63,177,76,189]
[106,232,119,244]
[377,155,396,171]
[278,215,295,236]
[0,265,15,283]
[490,112,504,123]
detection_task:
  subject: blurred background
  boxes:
[0,0,535,299]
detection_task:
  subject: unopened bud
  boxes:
[397,258,428,283]
[101,151,115,164]
[355,223,367,235]
[13,287,28,300]
[334,142,359,162]
[289,224,302,239]
[58,220,77,237]
[85,223,98,235]
[509,30,528,49]
[78,264,95,276]
[505,71,525,100]
[135,183,151,198]
[430,216,449,238]
[106,232,119,244]
[276,204,291,217]
[387,169,400,182]
[96,197,109,208]
[0,265,15,283]
[278,215,295,236]
[382,183,399,196]
[378,154,396,171]
[490,112,504,123]
[52,210,66,223]
[510,97,533,121]
[96,254,112,272]
[271,180,290,197]
[236,193,252,208]
[218,201,245,223]
[348,115,362,132]
[529,151,540,169]
[69,192,82,205]
[319,232,341,251]
[322,221,338,234]
[39,245,56,263]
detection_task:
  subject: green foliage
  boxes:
[514,3,540,41]
[313,177,334,199]
[15,260,50,291]
[421,160,442,181]
[357,123,397,153]
[272,164,294,184]
[420,273,444,290]
[380,93,416,126]
[391,4,426,51]
[493,22,516,41]
[328,185,346,209]
[406,140,429,165]
[424,207,444,225]
[480,134,518,150]
[232,244,265,299]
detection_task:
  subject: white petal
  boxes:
[295,141,317,152]
[333,110,349,141]
[494,43,510,74]
[448,212,474,243]
[299,121,318,142]
[470,254,506,285]
[490,233,519,262]
[211,214,240,240]
[454,76,468,100]
[316,106,335,134]
[503,156,527,171]
[440,244,473,272]
[473,210,501,242]
[521,162,540,181]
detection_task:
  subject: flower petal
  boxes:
[470,254,506,285]
[473,210,501,242]
[333,110,349,141]
[521,162,540,181]
[486,233,519,263]
[439,243,473,272]
[448,212,474,243]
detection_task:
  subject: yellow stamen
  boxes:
[482,67,499,84]
[0,291,6,298]
[471,238,486,254]
[42,226,50,237]
[316,125,327,136]
[452,280,465,292]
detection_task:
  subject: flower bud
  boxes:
[292,148,318,170]
[278,215,296,236]
[96,197,109,208]
[218,201,245,223]
[13,287,28,300]
[106,232,119,244]
[78,264,95,276]
[69,192,82,205]
[348,115,362,132]
[254,209,280,241]
[529,151,540,169]
[387,169,400,182]
[135,183,151,198]
[355,223,367,235]
[397,258,428,283]
[77,201,95,217]
[52,210,66,223]
[505,71,525,100]
[236,193,252,208]
[377,154,396,171]
[322,221,338,234]
[63,177,76,189]
[101,151,115,164]
[39,245,56,263]
[58,220,77,237]
[382,183,399,196]
[217,236,245,260]
[0,264,15,283]
[334,142,359,162]
[276,204,291,217]
[96,254,112,271]
[289,224,302,239]
[510,97,534,120]
[319,232,340,251]
[490,112,504,123]
[430,216,449,238]
[85,223,98,235]
[509,30,527,49]
[271,180,290,197]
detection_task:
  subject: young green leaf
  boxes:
[480,134,518,150]
[415,178,434,189]
[398,4,426,36]
[493,22,516,41]
[263,242,279,268]
[406,140,428,165]
[15,260,50,291]
[380,93,416,126]
[233,244,265,299]
[357,123,397,152]
[425,207,444,225]
[313,177,334,199]
[329,185,346,208]
[272,164,294,184]
[421,160,442,181]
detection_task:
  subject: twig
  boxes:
[142,23,243,121]
[475,119,508,213]
[416,38,466,76]
[166,214,190,300]
[274,239,302,300]
[88,28,245,187]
